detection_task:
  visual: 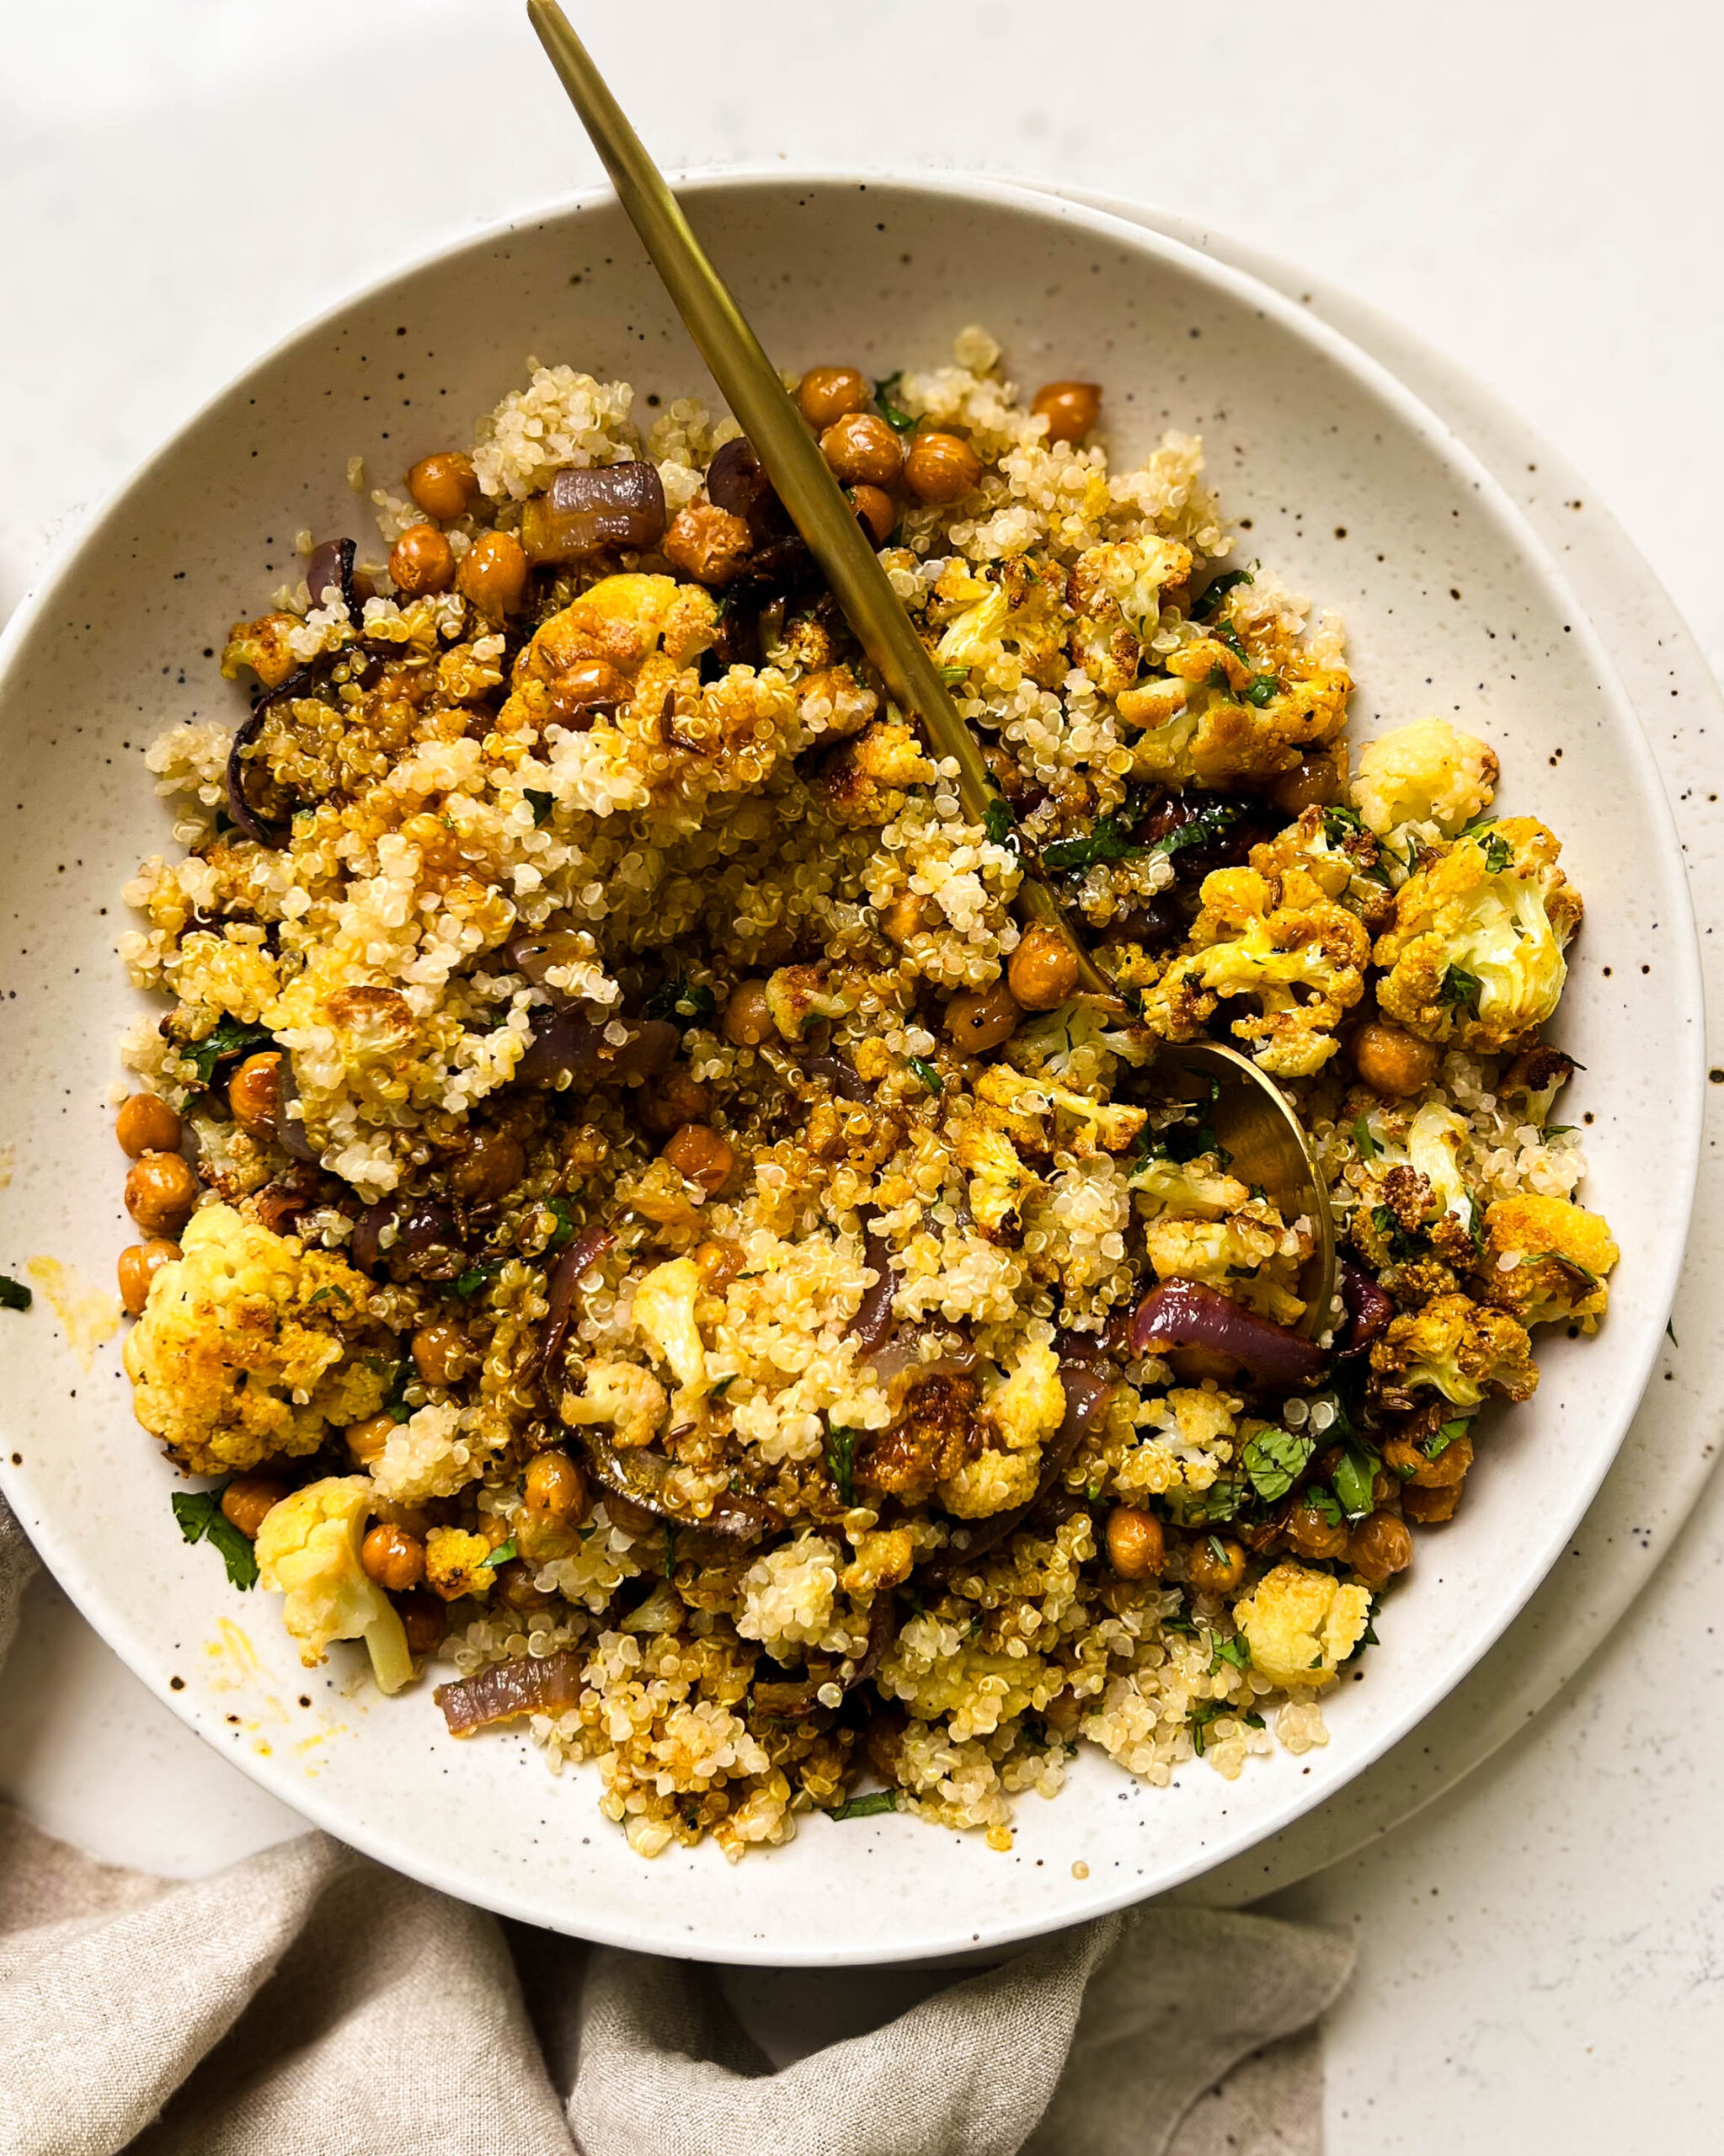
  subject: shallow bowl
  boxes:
[0,173,1700,1964]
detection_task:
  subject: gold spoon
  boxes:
[524,0,1337,1337]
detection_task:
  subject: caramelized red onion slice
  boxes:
[521,462,667,563]
[803,1053,874,1104]
[577,1427,783,1544]
[306,536,370,628]
[538,1223,617,1374]
[350,1195,462,1278]
[435,1648,583,1737]
[751,1588,899,1722]
[847,1214,896,1357]
[1129,1278,1328,1389]
[224,664,326,849]
[514,1009,679,1091]
[704,436,787,542]
[1338,1261,1395,1358]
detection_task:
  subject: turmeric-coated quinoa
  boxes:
[113,328,1618,1857]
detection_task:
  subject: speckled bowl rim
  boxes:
[0,169,1703,1963]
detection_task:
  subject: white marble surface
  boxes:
[3,3,1721,2144]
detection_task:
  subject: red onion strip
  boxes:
[435,1649,583,1736]
[1129,1278,1327,1388]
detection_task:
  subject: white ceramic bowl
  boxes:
[0,174,1700,1964]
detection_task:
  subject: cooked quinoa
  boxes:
[113,329,1619,1860]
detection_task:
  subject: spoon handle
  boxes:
[525,0,1113,993]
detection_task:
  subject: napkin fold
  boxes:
[0,1499,1353,2154]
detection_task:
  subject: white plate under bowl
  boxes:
[0,173,1701,1965]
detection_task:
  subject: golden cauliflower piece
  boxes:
[1370,1290,1538,1408]
[932,556,1068,690]
[973,1064,1146,1158]
[560,1359,670,1449]
[1481,1194,1620,1331]
[954,1118,1044,1241]
[1233,1561,1372,1688]
[123,1205,386,1476]
[630,1257,710,1417]
[1140,862,1370,1076]
[1067,537,1193,696]
[1352,718,1499,838]
[816,720,938,827]
[221,611,302,690]
[424,1526,500,1602]
[1143,1209,1308,1326]
[939,1339,1064,1518]
[765,963,859,1041]
[254,1477,413,1693]
[1372,818,1583,1052]
[518,571,718,684]
[1130,643,1352,787]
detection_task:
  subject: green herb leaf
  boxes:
[386,1358,415,1423]
[709,1374,737,1401]
[1342,1601,1381,1663]
[184,1018,275,1090]
[1426,1416,1470,1461]
[643,974,718,1031]
[1481,831,1512,874]
[1214,626,1250,662]
[1438,966,1483,1016]
[830,1789,899,1820]
[1305,1484,1344,1526]
[1321,803,1365,846]
[1242,1427,1316,1503]
[1332,1445,1380,1521]
[1353,1115,1380,1161]
[1192,568,1253,622]
[487,1538,518,1568]
[171,1486,259,1592]
[0,1275,31,1313]
[908,1056,943,1096]
[452,1262,503,1301]
[825,1422,858,1507]
[546,1197,578,1252]
[1369,1203,1422,1265]
[981,798,1019,851]
[1210,1634,1252,1673]
[1043,792,1246,878]
[1188,1699,1265,1755]
[873,373,917,434]
[1242,673,1279,707]
[524,788,554,827]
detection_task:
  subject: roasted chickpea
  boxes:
[524,1447,587,1524]
[412,1319,472,1389]
[1351,1018,1440,1099]
[388,522,456,597]
[942,980,1022,1054]
[721,979,774,1048]
[878,892,931,947]
[361,1521,425,1593]
[1105,1505,1166,1581]
[819,412,904,489]
[1401,1481,1462,1524]
[407,450,480,523]
[1188,1534,1248,1598]
[1031,380,1102,444]
[456,529,528,620]
[125,1151,198,1237]
[1043,1689,1081,1738]
[1385,1428,1473,1492]
[798,364,870,430]
[693,1237,745,1290]
[448,1125,526,1206]
[496,1557,556,1613]
[1268,750,1345,816]
[1006,924,1081,1012]
[1285,1497,1352,1562]
[345,1412,397,1470]
[635,1067,713,1139]
[862,1706,909,1783]
[219,1475,288,1540]
[1347,1509,1414,1588]
[117,1238,179,1315]
[116,1092,182,1159]
[397,1589,448,1657]
[903,430,982,504]
[848,483,896,547]
[227,1051,282,1139]
[662,1123,735,1196]
[545,657,631,729]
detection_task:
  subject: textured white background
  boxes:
[3,3,1721,2147]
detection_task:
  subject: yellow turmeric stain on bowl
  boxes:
[25,1255,120,1370]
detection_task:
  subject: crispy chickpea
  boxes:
[345,1412,397,1470]
[819,412,904,489]
[125,1151,198,1237]
[397,1589,447,1657]
[496,1557,556,1612]
[227,1051,282,1139]
[635,1067,713,1139]
[448,1125,526,1206]
[524,1448,587,1524]
[848,483,896,547]
[903,430,982,504]
[693,1237,745,1290]
[117,1238,179,1315]
[878,892,931,947]
[1006,924,1081,1012]
[116,1092,182,1159]
[361,1521,425,1593]
[388,522,456,597]
[1105,1505,1166,1580]
[662,1123,735,1196]
[1031,380,1102,444]
[407,451,480,523]
[220,1475,288,1540]
[798,364,870,430]
[412,1319,472,1388]
[1285,1497,1352,1562]
[1385,1429,1473,1491]
[1352,1018,1440,1099]
[1188,1535,1248,1597]
[1268,750,1344,816]
[1401,1481,1462,1524]
[546,657,631,728]
[456,529,528,620]
[1347,1509,1414,1588]
[942,979,1022,1054]
[721,979,774,1048]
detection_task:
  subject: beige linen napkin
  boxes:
[0,1499,1353,2155]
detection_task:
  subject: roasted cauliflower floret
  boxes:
[629,1257,709,1416]
[765,963,858,1041]
[932,556,1068,690]
[220,611,302,691]
[954,1118,1044,1241]
[518,571,718,684]
[1067,537,1193,696]
[1233,1561,1372,1688]
[1371,1290,1538,1407]
[815,720,938,828]
[1128,1152,1252,1218]
[1352,718,1499,840]
[560,1359,670,1449]
[123,1205,386,1476]
[1131,644,1352,787]
[1140,863,1370,1076]
[1142,1209,1308,1326]
[973,1064,1147,1157]
[1481,1194,1620,1331]
[1372,818,1583,1052]
[254,1477,413,1693]
[424,1525,500,1602]
[939,1339,1065,1518]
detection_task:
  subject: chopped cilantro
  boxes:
[1044,792,1247,878]
[1242,1427,1316,1503]
[981,798,1019,851]
[1189,1699,1264,1755]
[1342,1603,1381,1663]
[524,788,554,826]
[830,1789,899,1820]
[873,373,917,434]
[908,1056,943,1096]
[1242,674,1279,708]
[545,1197,578,1252]
[1353,1114,1380,1161]
[643,974,718,1031]
[825,1422,858,1507]
[1213,625,1250,662]
[1210,1634,1252,1673]
[1370,1203,1422,1265]
[1206,664,1232,694]
[0,1275,30,1313]
[171,1486,259,1592]
[1332,1445,1380,1521]
[1189,1478,1245,1524]
[1305,1484,1344,1526]
[1131,1078,1226,1169]
[1426,1416,1470,1461]
[1192,568,1254,622]
[486,1538,518,1568]
[1321,803,1365,846]
[1207,1534,1230,1564]
[1438,966,1483,1016]
[1481,831,1513,874]
[386,1357,415,1424]
[1161,1598,1198,1636]
[452,1262,503,1300]
[709,1373,737,1401]
[184,1017,275,1089]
